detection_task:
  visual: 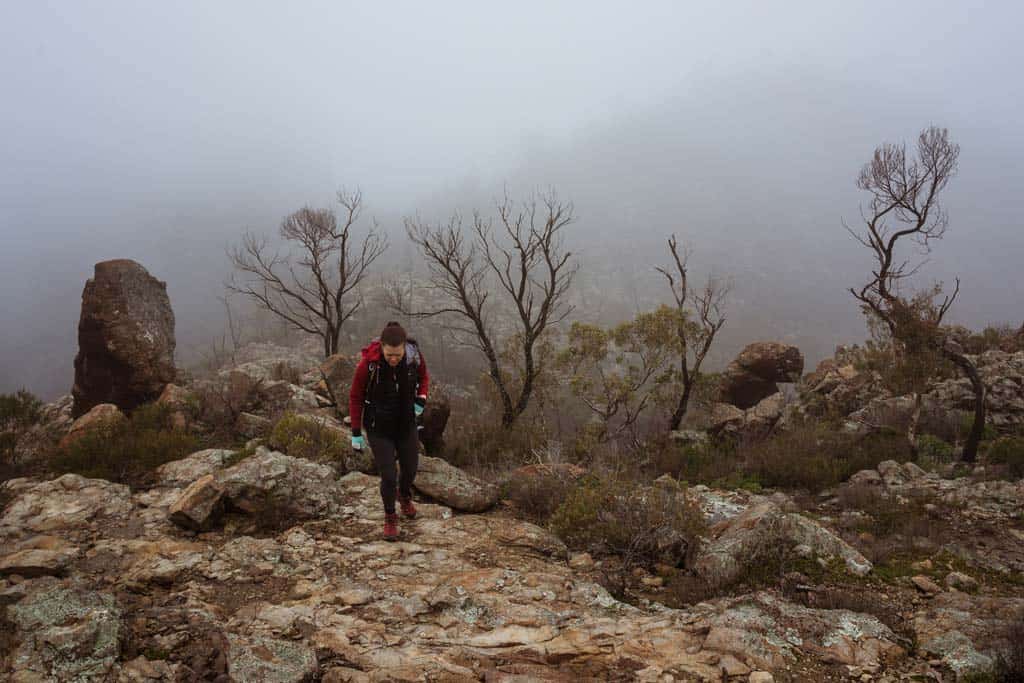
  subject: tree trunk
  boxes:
[669,380,693,431]
[484,353,515,428]
[943,348,985,463]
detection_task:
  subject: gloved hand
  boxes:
[414,396,426,417]
[351,433,366,451]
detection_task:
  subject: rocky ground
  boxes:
[3,333,1024,682]
[2,444,1023,682]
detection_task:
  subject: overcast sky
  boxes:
[2,1,1023,397]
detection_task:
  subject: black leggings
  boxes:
[367,424,419,514]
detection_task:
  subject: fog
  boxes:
[2,1,1023,398]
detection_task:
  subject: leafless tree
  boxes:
[846,126,985,462]
[227,190,386,357]
[656,235,730,431]
[391,190,577,427]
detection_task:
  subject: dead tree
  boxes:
[846,126,985,462]
[227,189,386,357]
[394,190,577,427]
[656,235,729,431]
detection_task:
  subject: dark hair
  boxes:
[380,321,407,346]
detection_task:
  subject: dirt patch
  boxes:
[199,575,296,618]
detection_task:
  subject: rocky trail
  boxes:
[3,446,1023,682]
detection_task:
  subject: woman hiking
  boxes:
[348,321,430,540]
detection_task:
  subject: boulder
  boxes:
[155,448,237,487]
[318,353,358,413]
[167,474,226,531]
[156,383,192,429]
[708,394,786,438]
[719,342,804,409]
[742,392,786,437]
[419,390,452,454]
[414,456,499,512]
[693,502,871,585]
[236,412,272,439]
[215,448,350,520]
[72,259,176,417]
[708,403,745,434]
[58,403,125,449]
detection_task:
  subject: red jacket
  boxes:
[348,340,429,432]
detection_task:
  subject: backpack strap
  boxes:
[364,361,380,407]
[405,341,421,367]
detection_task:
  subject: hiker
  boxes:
[349,321,430,540]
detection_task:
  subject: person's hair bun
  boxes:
[380,321,408,346]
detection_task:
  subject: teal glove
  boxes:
[414,397,426,417]
[351,434,366,451]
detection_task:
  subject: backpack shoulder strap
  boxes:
[405,341,421,367]
[364,361,380,405]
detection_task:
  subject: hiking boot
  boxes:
[383,513,399,541]
[398,494,417,519]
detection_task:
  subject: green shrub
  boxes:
[917,433,955,469]
[501,467,579,524]
[52,403,198,486]
[549,475,705,571]
[269,412,345,465]
[652,422,911,494]
[741,423,910,493]
[1,389,43,463]
[959,413,998,442]
[985,437,1024,479]
[651,439,740,485]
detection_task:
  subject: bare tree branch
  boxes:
[227,190,387,356]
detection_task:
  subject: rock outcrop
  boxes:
[709,342,804,438]
[1,466,920,681]
[719,342,804,409]
[789,347,1024,436]
[693,501,873,585]
[72,259,176,417]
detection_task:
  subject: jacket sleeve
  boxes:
[416,350,430,399]
[349,357,370,433]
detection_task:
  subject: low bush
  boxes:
[269,412,345,465]
[51,403,198,487]
[741,423,911,493]
[652,439,738,485]
[959,412,998,443]
[649,421,912,494]
[501,467,579,525]
[549,475,706,572]
[985,436,1024,479]
[916,433,956,470]
[1,389,43,464]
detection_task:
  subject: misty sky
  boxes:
[2,1,1023,398]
